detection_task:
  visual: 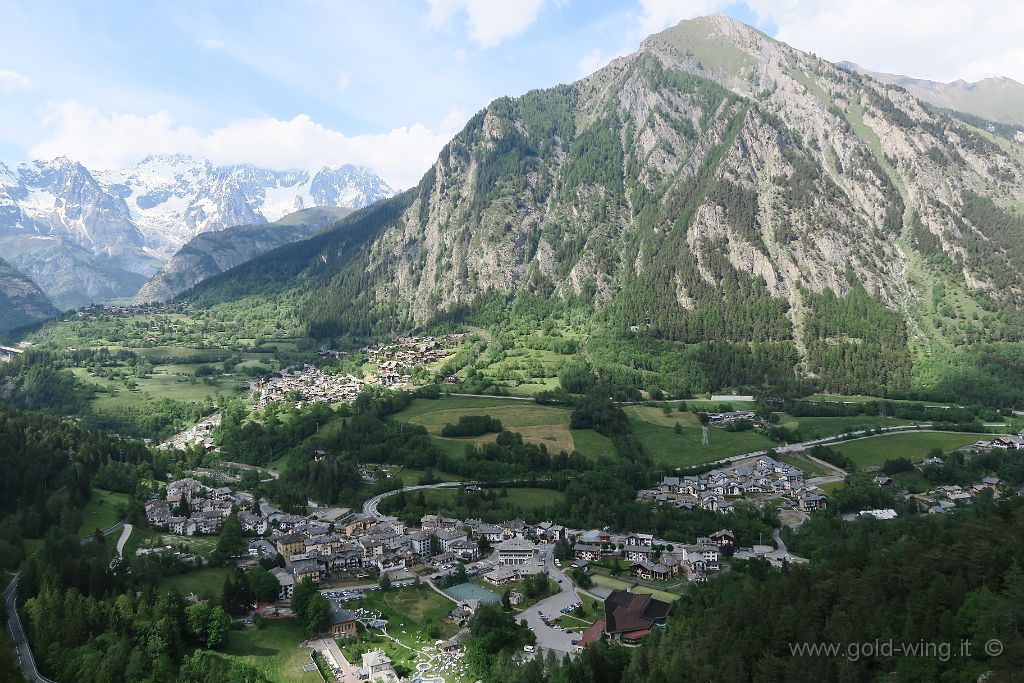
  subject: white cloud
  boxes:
[336,70,351,90]
[619,0,1024,84]
[29,100,462,189]
[633,0,727,38]
[0,68,33,91]
[426,0,545,48]
[746,0,1024,84]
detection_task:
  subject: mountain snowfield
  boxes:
[94,155,395,256]
[0,154,395,309]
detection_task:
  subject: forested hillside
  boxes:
[182,15,1024,405]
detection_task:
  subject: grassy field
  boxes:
[777,415,917,441]
[76,488,130,537]
[570,429,618,458]
[222,620,321,682]
[685,399,758,410]
[894,469,933,494]
[626,406,775,468]
[72,366,244,409]
[391,467,465,486]
[778,453,832,477]
[590,574,680,603]
[393,396,591,457]
[360,585,455,628]
[157,566,234,598]
[552,599,604,633]
[818,480,846,494]
[129,529,220,559]
[833,432,982,468]
[409,487,566,517]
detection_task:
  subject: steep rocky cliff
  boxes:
[0,258,58,332]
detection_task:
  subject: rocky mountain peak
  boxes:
[0,154,395,309]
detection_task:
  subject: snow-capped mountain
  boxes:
[95,154,396,256]
[0,154,395,309]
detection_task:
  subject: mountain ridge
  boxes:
[133,206,353,304]
[0,155,395,309]
[184,14,1024,402]
[837,61,1024,128]
[0,257,59,332]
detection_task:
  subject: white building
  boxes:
[496,537,539,566]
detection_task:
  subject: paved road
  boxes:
[114,523,133,560]
[219,461,281,480]
[771,529,787,553]
[519,551,582,654]
[447,393,534,402]
[4,575,55,683]
[309,637,354,681]
[80,519,125,546]
[362,481,470,520]
[673,424,963,474]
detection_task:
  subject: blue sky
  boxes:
[1,0,1020,188]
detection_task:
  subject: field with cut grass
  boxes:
[625,406,775,468]
[392,395,594,457]
[405,487,566,518]
[221,619,321,682]
[157,566,234,597]
[832,432,983,468]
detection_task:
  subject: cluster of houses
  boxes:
[870,434,1024,514]
[360,334,465,384]
[705,409,763,427]
[251,334,467,408]
[572,529,735,583]
[964,433,1024,451]
[144,478,255,536]
[251,364,368,408]
[917,478,1007,513]
[262,510,566,602]
[636,456,829,514]
[157,412,221,451]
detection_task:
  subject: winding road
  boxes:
[362,481,472,520]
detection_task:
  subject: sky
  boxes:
[1,0,1021,189]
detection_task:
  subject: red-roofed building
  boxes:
[603,590,672,645]
[575,619,606,652]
